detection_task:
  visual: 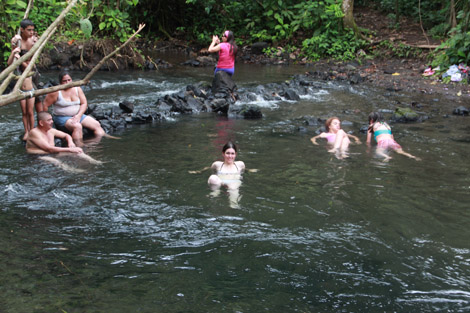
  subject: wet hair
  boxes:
[222,141,238,153]
[368,112,385,132]
[20,19,34,29]
[58,70,72,83]
[368,111,384,124]
[325,117,340,132]
[37,111,51,123]
[223,30,238,57]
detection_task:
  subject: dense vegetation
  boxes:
[1,0,469,68]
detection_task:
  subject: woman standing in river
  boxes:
[208,30,237,76]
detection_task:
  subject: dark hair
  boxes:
[222,141,237,153]
[37,111,51,123]
[325,116,340,132]
[368,112,384,124]
[368,112,384,133]
[20,19,34,29]
[224,30,238,57]
[58,70,71,83]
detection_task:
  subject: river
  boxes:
[1,61,469,312]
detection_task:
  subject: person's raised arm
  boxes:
[208,35,221,53]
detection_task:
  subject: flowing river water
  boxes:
[1,60,470,312]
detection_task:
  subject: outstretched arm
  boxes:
[310,133,325,145]
[188,166,211,174]
[347,133,362,144]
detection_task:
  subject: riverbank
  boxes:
[33,38,470,107]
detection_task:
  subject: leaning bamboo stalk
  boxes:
[0,23,145,107]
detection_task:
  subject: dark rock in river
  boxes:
[212,71,237,95]
[119,101,134,113]
[392,107,428,123]
[283,88,300,101]
[453,106,469,116]
[229,104,263,119]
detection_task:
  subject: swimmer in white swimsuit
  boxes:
[190,141,257,208]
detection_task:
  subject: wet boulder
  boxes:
[302,116,323,126]
[393,107,420,122]
[119,100,134,113]
[212,71,237,95]
[453,106,469,116]
[186,83,210,99]
[210,98,230,115]
[283,88,300,101]
[229,104,263,119]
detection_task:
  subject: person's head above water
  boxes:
[222,141,238,153]
[368,112,384,124]
[58,70,72,84]
[325,117,340,132]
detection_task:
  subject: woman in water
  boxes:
[366,111,420,161]
[208,30,237,76]
[310,117,361,159]
[43,71,106,143]
[190,142,256,208]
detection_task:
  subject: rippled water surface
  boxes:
[1,62,470,312]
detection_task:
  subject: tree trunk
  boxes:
[449,0,457,32]
[342,0,362,37]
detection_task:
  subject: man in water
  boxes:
[26,112,101,171]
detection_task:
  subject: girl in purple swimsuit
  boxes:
[310,117,361,159]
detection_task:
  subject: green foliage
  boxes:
[182,0,366,61]
[372,40,423,59]
[434,5,470,67]
[94,0,136,42]
[80,18,93,38]
[302,30,366,61]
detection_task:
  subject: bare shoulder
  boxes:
[27,127,41,139]
[235,161,245,169]
[211,161,223,169]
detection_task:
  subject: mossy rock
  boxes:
[393,107,419,122]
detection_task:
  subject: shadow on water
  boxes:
[1,64,470,312]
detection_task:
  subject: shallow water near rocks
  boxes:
[1,62,469,312]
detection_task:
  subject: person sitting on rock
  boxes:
[208,30,237,76]
[43,71,105,144]
[26,112,101,172]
